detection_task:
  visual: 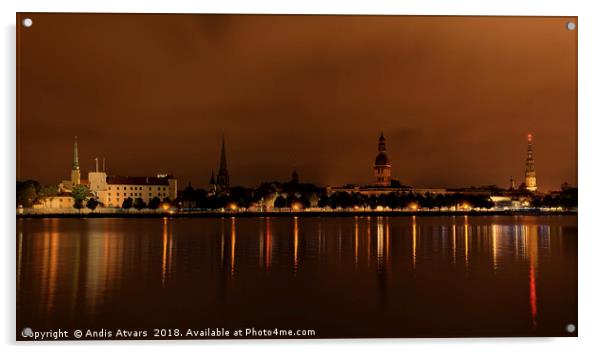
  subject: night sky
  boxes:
[17,14,577,192]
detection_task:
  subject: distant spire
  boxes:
[374,132,392,187]
[70,136,81,186]
[217,135,230,191]
[526,134,535,172]
[378,132,386,152]
[209,171,216,185]
[72,136,79,170]
[524,133,537,192]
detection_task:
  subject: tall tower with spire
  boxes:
[524,133,537,192]
[209,171,217,195]
[373,132,392,186]
[216,135,230,191]
[70,136,81,185]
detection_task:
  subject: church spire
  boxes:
[374,132,392,186]
[70,136,81,186]
[524,133,537,192]
[216,135,230,191]
[72,136,80,170]
[378,131,386,152]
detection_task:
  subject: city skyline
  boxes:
[24,131,561,194]
[17,14,577,192]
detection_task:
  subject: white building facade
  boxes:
[88,172,177,208]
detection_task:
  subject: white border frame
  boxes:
[3,1,601,353]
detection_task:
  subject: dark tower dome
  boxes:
[375,152,389,166]
[373,132,392,186]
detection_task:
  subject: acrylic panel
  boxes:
[16,13,578,340]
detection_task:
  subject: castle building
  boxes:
[524,133,537,192]
[52,137,177,208]
[373,132,392,187]
[216,136,230,192]
[89,173,177,208]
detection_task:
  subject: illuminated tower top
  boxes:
[524,133,537,192]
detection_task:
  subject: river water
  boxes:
[16,215,577,339]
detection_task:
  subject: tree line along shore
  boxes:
[17,179,577,216]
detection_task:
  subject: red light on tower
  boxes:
[527,133,533,142]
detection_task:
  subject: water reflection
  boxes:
[266,217,272,270]
[230,217,236,277]
[16,216,575,336]
[527,225,539,329]
[492,225,499,272]
[452,218,457,264]
[412,215,417,270]
[464,215,469,268]
[161,218,171,287]
[293,217,299,273]
[17,231,23,293]
[377,217,384,273]
[354,217,359,269]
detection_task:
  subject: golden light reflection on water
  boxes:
[161,218,169,287]
[266,217,272,270]
[230,217,236,277]
[259,218,264,268]
[293,216,299,273]
[366,216,371,264]
[412,216,417,270]
[386,220,390,268]
[377,217,384,272]
[354,217,359,269]
[46,228,59,314]
[452,222,457,265]
[492,225,499,272]
[526,225,539,330]
[464,215,469,268]
[17,215,566,334]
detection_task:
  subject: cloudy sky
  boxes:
[17,14,577,191]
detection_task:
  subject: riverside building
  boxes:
[51,137,178,208]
